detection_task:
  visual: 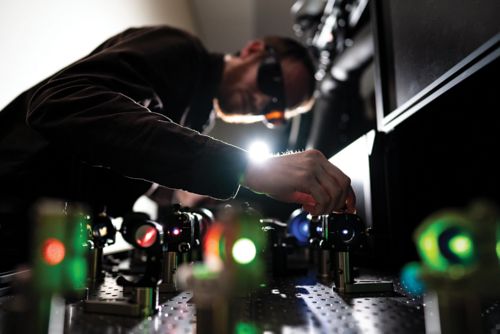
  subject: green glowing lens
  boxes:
[497,241,500,260]
[448,234,473,259]
[416,215,476,272]
[497,224,500,261]
[232,238,257,264]
[417,220,448,271]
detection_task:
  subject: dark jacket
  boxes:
[0,25,248,217]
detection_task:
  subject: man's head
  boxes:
[215,36,316,127]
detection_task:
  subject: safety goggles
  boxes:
[257,46,287,128]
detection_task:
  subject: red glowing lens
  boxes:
[42,238,66,265]
[135,225,158,248]
[204,223,224,259]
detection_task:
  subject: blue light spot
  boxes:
[300,222,309,234]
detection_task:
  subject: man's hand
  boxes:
[241,149,356,215]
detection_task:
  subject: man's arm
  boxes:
[27,79,248,200]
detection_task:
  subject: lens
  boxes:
[232,238,257,264]
[416,214,476,272]
[89,213,116,247]
[447,233,473,259]
[42,238,66,265]
[339,228,355,243]
[204,223,225,259]
[257,46,287,128]
[288,209,310,245]
[93,224,108,238]
[135,225,158,248]
[438,227,475,265]
[257,49,284,98]
[400,262,425,296]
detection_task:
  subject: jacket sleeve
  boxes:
[26,76,248,200]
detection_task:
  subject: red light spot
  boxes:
[135,225,158,248]
[42,238,65,265]
[203,223,224,258]
[172,228,181,236]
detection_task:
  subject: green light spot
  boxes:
[235,322,258,334]
[67,257,87,289]
[416,220,448,271]
[497,224,500,261]
[418,233,446,270]
[422,235,435,252]
[193,264,218,280]
[448,234,473,258]
[232,238,256,264]
[219,235,226,260]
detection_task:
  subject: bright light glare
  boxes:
[247,141,271,163]
[232,238,257,264]
[300,222,309,234]
[448,235,473,258]
[98,226,108,237]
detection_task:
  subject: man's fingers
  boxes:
[290,192,323,215]
[316,164,346,213]
[344,186,357,213]
[295,152,352,215]
[302,203,317,214]
[290,192,316,207]
[302,179,329,214]
[317,174,338,213]
[315,163,345,212]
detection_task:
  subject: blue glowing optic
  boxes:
[288,214,310,245]
[400,262,426,296]
[300,222,309,234]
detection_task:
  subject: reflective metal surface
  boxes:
[2,269,499,333]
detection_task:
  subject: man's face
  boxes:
[216,50,311,120]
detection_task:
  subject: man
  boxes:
[0,25,354,268]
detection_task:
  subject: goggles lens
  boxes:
[257,46,286,128]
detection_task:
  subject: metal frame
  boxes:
[370,0,500,133]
